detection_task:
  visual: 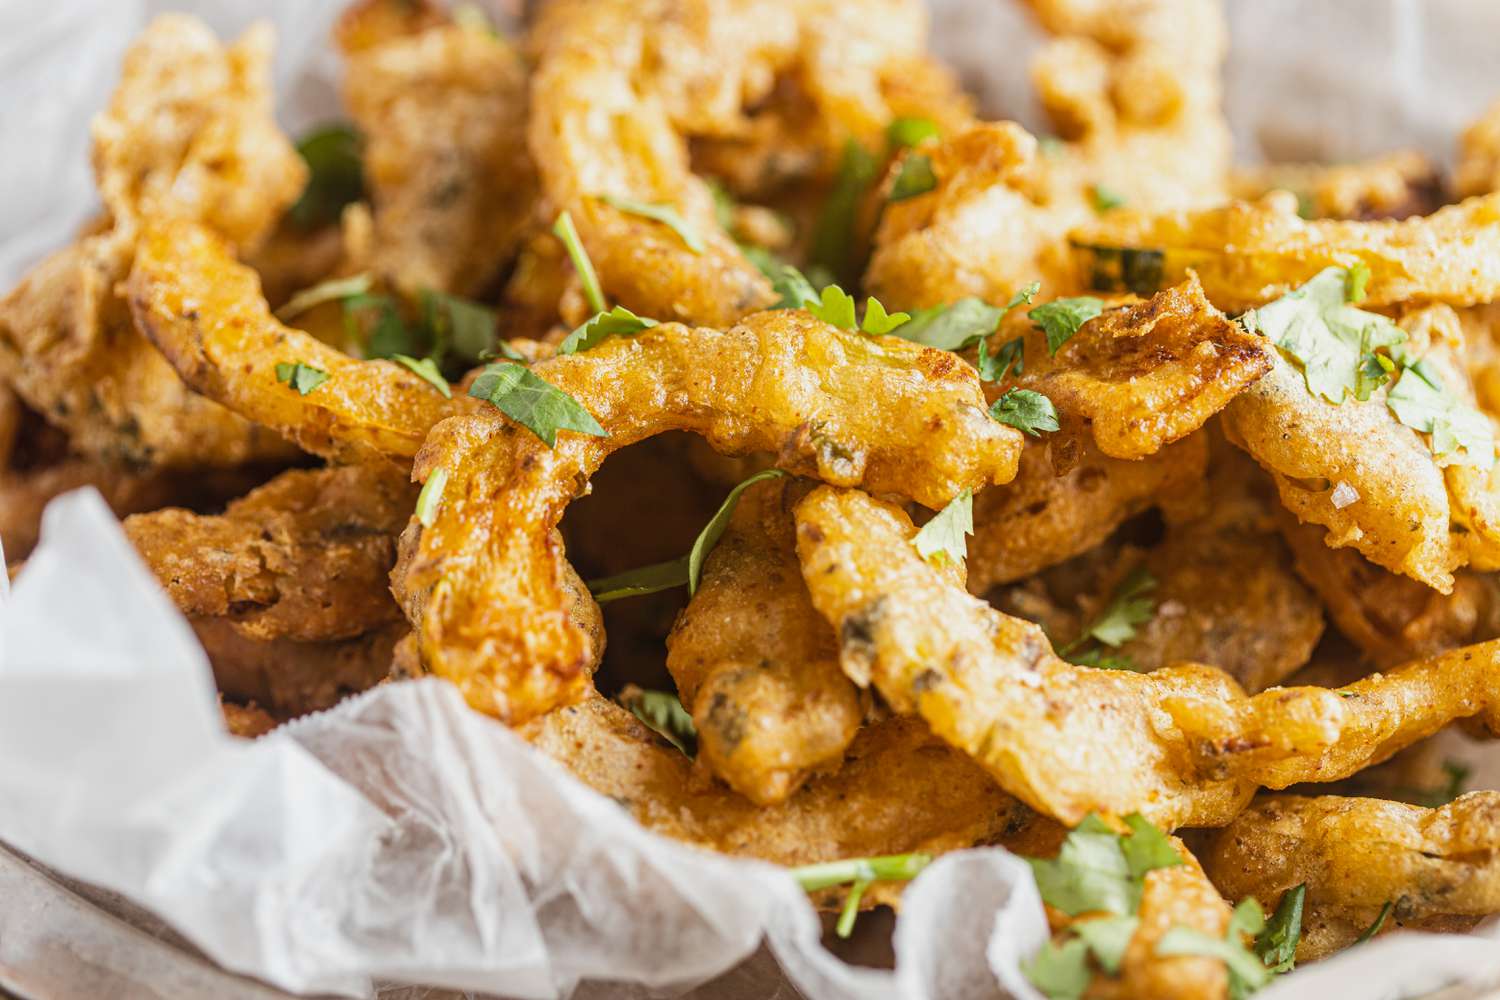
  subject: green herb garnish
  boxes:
[289,123,364,230]
[1059,566,1157,663]
[886,116,941,149]
[553,210,607,314]
[275,272,373,322]
[889,153,937,201]
[274,361,329,395]
[808,284,858,330]
[467,362,606,447]
[1030,296,1105,355]
[1386,360,1496,467]
[860,296,910,335]
[392,354,451,398]
[600,194,705,254]
[810,139,878,283]
[1354,901,1393,944]
[912,489,973,566]
[1157,898,1272,1000]
[558,305,659,355]
[1090,184,1126,213]
[423,289,497,365]
[990,388,1059,436]
[1255,884,1306,974]
[620,687,697,756]
[790,852,932,939]
[415,467,449,529]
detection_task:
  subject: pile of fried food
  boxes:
[7,0,1500,995]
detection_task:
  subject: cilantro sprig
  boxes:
[912,489,973,566]
[289,123,364,230]
[587,469,787,602]
[1256,884,1306,974]
[415,467,449,529]
[891,283,1039,356]
[619,686,697,756]
[990,389,1059,437]
[1030,296,1104,355]
[274,361,329,395]
[889,153,936,201]
[1157,899,1273,1000]
[600,194,705,253]
[558,305,658,355]
[1056,566,1157,670]
[1354,901,1393,944]
[275,272,373,322]
[468,362,606,447]
[790,852,932,939]
[553,210,607,314]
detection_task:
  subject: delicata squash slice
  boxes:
[395,310,1023,724]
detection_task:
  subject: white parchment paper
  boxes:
[1,2,1499,998]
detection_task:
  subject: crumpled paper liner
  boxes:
[2,1,1500,996]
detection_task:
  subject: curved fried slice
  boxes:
[967,434,1207,594]
[0,17,305,470]
[195,618,406,719]
[1199,793,1500,961]
[666,477,862,805]
[341,17,535,296]
[1224,305,1500,592]
[127,220,452,463]
[523,693,1046,872]
[1279,513,1500,668]
[996,277,1272,461]
[1071,194,1500,312]
[529,0,949,325]
[1457,97,1500,199]
[397,312,1021,723]
[123,465,414,643]
[792,485,1253,828]
[1230,151,1444,222]
[92,16,306,251]
[867,0,1228,311]
[1164,640,1500,791]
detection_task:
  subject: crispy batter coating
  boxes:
[1279,513,1500,668]
[1457,98,1500,199]
[220,699,278,738]
[997,278,1272,461]
[1224,305,1500,592]
[529,0,952,325]
[866,0,1228,311]
[1230,151,1445,222]
[1167,640,1500,791]
[1199,793,1500,961]
[666,477,862,805]
[396,312,1021,723]
[123,465,414,643]
[793,484,1253,828]
[340,17,536,296]
[1071,193,1500,312]
[195,618,406,719]
[523,693,1044,874]
[127,220,453,463]
[966,434,1207,594]
[0,17,304,471]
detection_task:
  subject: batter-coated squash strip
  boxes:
[396,312,1022,724]
[522,693,1051,880]
[1199,793,1500,962]
[666,477,862,806]
[127,220,452,464]
[792,485,1253,829]
[528,0,945,326]
[1070,194,1500,312]
[1163,641,1500,791]
[995,277,1272,462]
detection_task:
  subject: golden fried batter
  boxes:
[523,693,1043,874]
[0,17,304,470]
[1457,97,1500,199]
[793,484,1253,828]
[340,15,535,296]
[123,465,414,643]
[1200,793,1500,961]
[1231,151,1444,222]
[127,220,453,463]
[666,477,862,805]
[1071,193,1500,312]
[397,312,1021,724]
[996,278,1272,462]
[529,0,955,325]
[220,698,278,738]
[966,434,1207,594]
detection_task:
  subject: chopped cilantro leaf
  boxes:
[468,362,607,447]
[810,139,878,283]
[768,262,820,309]
[1121,812,1183,877]
[1091,184,1126,213]
[344,293,421,359]
[1030,297,1104,355]
[423,289,497,365]
[1025,818,1136,917]
[415,467,449,529]
[912,489,973,566]
[979,336,1026,383]
[889,153,937,201]
[600,194,705,253]
[1354,901,1393,944]
[1158,916,1271,1000]
[1086,567,1157,647]
[558,305,659,355]
[275,272,373,322]
[894,299,1004,351]
[688,469,786,594]
[553,210,607,314]
[1023,937,1091,1000]
[808,284,858,330]
[619,686,697,756]
[1345,261,1372,303]
[1386,359,1496,467]
[790,852,932,891]
[860,296,910,335]
[289,123,364,230]
[886,116,941,149]
[274,361,329,395]
[1074,915,1140,975]
[990,388,1059,436]
[1255,884,1306,974]
[1064,647,1143,671]
[392,354,451,398]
